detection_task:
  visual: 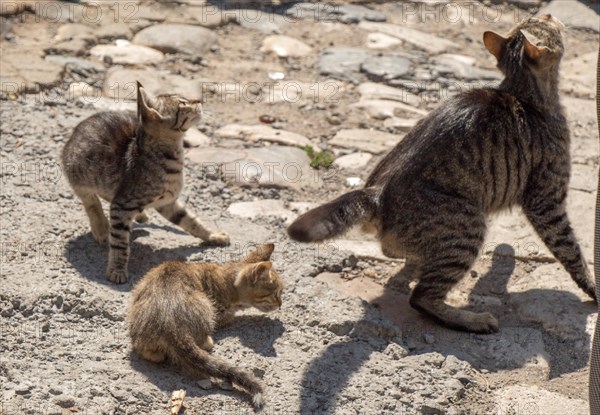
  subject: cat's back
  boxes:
[62,111,137,166]
[367,88,527,187]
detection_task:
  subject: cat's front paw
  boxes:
[207,232,230,246]
[106,267,129,284]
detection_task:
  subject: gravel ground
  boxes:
[1,1,599,414]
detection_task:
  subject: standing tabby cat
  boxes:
[288,15,596,333]
[62,82,229,284]
[128,243,283,409]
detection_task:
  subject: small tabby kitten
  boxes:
[62,82,230,284]
[288,15,596,333]
[128,243,283,409]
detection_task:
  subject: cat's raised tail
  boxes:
[173,332,265,409]
[287,188,378,242]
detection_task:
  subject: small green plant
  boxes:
[304,145,335,169]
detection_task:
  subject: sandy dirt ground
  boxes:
[1,1,599,414]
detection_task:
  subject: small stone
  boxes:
[252,368,266,379]
[423,333,435,344]
[197,379,212,390]
[52,396,76,408]
[15,384,32,395]
[260,35,312,58]
[218,381,234,391]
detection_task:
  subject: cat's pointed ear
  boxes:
[522,34,549,61]
[250,261,272,285]
[137,81,161,122]
[243,243,275,263]
[483,31,507,61]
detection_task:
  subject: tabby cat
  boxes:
[128,243,283,409]
[288,15,596,333]
[62,82,230,284]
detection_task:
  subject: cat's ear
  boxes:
[250,262,272,285]
[522,34,549,61]
[483,31,507,61]
[243,243,275,263]
[137,81,161,122]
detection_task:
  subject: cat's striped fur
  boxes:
[288,15,596,333]
[62,82,229,284]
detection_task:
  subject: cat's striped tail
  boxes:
[287,188,378,242]
[173,333,265,409]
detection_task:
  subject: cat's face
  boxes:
[484,14,565,71]
[235,243,284,312]
[137,81,202,132]
[245,262,284,312]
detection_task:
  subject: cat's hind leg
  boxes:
[200,336,214,351]
[73,187,108,244]
[156,200,230,246]
[135,210,149,223]
[409,221,497,333]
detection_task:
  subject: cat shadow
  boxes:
[215,314,285,358]
[299,244,596,413]
[63,225,214,290]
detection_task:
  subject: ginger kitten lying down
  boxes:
[128,243,283,409]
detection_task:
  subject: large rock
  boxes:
[260,35,312,58]
[227,200,296,223]
[102,68,205,101]
[361,55,412,82]
[358,21,459,54]
[91,41,164,65]
[539,0,599,32]
[236,10,289,34]
[132,24,217,55]
[330,4,387,24]
[357,82,421,107]
[334,152,373,170]
[187,146,322,191]
[215,124,312,147]
[317,48,372,83]
[350,99,428,120]
[0,47,63,95]
[366,32,402,49]
[432,54,500,80]
[329,129,401,154]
